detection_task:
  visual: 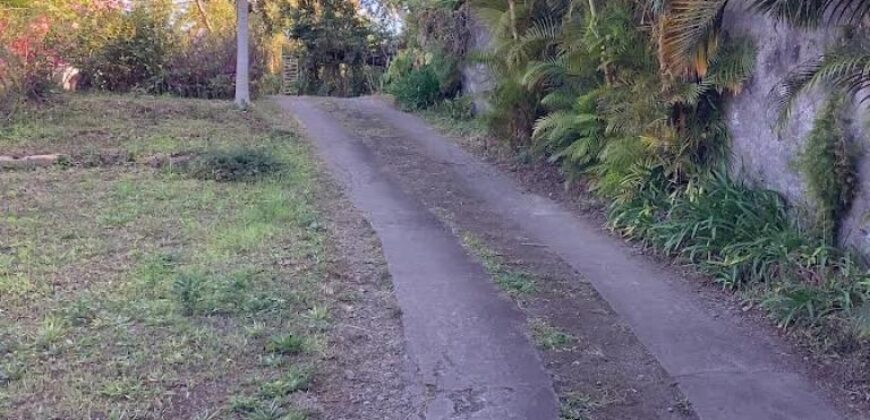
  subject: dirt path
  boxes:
[277,96,846,420]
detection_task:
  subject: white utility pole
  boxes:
[234,0,251,108]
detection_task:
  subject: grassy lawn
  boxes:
[1,95,333,419]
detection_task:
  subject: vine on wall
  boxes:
[797,95,858,244]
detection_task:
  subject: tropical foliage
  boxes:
[471,0,754,200]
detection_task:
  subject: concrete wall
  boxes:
[722,1,870,257]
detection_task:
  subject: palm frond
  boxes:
[659,0,728,76]
[748,0,826,25]
[749,0,870,26]
[532,110,580,144]
[705,36,757,94]
[522,56,573,90]
[665,79,712,106]
[506,16,562,66]
[540,89,579,110]
[474,6,510,31]
[774,41,870,127]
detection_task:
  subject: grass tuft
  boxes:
[531,320,575,351]
[266,334,308,355]
[259,366,312,398]
[172,273,204,316]
[461,233,536,295]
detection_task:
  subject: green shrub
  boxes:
[762,266,867,329]
[387,65,441,110]
[75,2,175,92]
[611,175,802,287]
[428,51,461,98]
[186,148,285,182]
[257,73,284,96]
[382,50,415,87]
[608,174,870,333]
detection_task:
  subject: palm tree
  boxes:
[235,0,251,108]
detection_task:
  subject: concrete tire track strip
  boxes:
[277,96,844,420]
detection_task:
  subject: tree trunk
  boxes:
[507,0,518,40]
[195,0,214,33]
[235,0,251,108]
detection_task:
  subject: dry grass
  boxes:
[0,94,334,419]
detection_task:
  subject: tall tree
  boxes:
[235,0,250,108]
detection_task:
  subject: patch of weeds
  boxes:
[258,353,286,368]
[191,409,222,420]
[213,222,279,254]
[35,315,67,348]
[61,296,99,326]
[418,98,487,138]
[229,395,261,413]
[266,333,308,355]
[304,306,330,331]
[530,320,575,351]
[607,174,870,394]
[671,396,693,416]
[0,273,36,300]
[243,292,286,313]
[137,252,181,292]
[0,358,26,385]
[98,377,148,401]
[559,390,623,420]
[245,321,268,339]
[461,233,536,294]
[186,148,286,182]
[172,273,204,316]
[560,393,596,420]
[211,269,255,313]
[259,366,312,398]
[496,271,536,294]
